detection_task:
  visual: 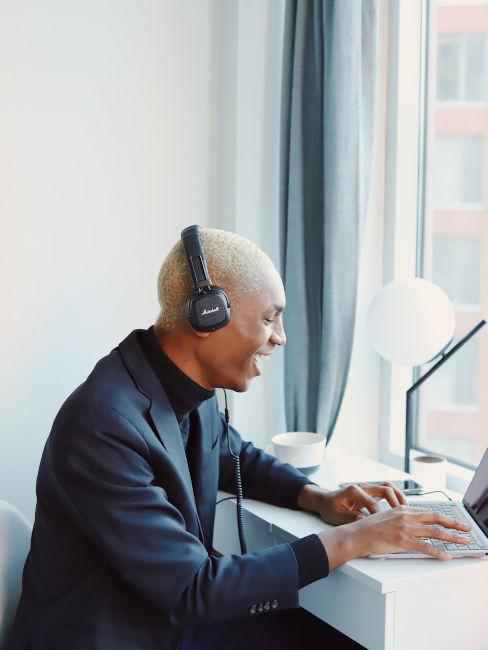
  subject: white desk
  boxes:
[213,454,488,650]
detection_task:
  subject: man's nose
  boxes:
[271,318,286,346]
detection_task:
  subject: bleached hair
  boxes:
[156,228,276,331]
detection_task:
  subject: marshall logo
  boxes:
[202,306,219,316]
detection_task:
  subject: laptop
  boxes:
[368,447,488,559]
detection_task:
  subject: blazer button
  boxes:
[258,602,264,613]
[264,601,271,611]
[249,604,258,615]
[271,599,278,609]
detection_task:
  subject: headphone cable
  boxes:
[222,389,248,555]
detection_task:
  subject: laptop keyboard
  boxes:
[408,501,488,552]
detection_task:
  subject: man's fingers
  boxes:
[361,497,379,514]
[412,539,453,561]
[410,511,471,532]
[384,482,408,506]
[366,485,401,508]
[344,485,380,514]
[340,510,365,524]
[358,491,380,514]
[414,525,471,545]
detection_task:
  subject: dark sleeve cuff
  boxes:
[290,534,329,589]
[289,534,329,589]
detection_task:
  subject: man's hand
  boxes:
[297,482,408,525]
[297,484,472,570]
[318,505,472,570]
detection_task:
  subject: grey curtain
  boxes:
[279,0,378,442]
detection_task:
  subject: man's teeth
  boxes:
[254,353,270,368]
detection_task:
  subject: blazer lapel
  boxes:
[188,406,220,552]
[118,330,205,543]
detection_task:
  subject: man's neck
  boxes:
[153,325,213,391]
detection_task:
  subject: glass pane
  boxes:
[437,34,485,101]
[437,35,461,101]
[432,235,482,303]
[433,135,483,205]
[465,34,486,100]
[463,136,484,201]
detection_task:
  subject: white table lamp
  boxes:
[366,278,456,366]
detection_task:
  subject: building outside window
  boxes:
[432,235,482,304]
[437,32,485,102]
[433,135,484,206]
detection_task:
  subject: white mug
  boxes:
[265,431,326,473]
[411,454,447,490]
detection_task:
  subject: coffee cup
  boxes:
[411,454,447,490]
[265,432,326,475]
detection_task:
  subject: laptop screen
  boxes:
[463,447,488,536]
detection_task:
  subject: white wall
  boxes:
[0,0,218,520]
[0,0,388,520]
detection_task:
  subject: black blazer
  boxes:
[6,330,313,650]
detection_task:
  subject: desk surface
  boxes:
[217,453,488,594]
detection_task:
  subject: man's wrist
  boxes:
[297,483,329,513]
[318,524,358,571]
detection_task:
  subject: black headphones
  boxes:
[181,225,231,332]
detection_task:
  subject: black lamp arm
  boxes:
[404,318,486,473]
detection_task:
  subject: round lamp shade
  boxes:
[367,279,455,366]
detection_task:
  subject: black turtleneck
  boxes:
[138,326,329,589]
[137,326,214,450]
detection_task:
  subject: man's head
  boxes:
[155,228,286,392]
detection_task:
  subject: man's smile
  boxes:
[252,352,272,374]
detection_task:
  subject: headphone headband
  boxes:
[180,225,231,332]
[181,225,212,291]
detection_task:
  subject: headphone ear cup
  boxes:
[186,288,231,332]
[186,294,200,330]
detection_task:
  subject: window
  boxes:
[417,0,488,469]
[381,1,488,480]
[437,33,485,102]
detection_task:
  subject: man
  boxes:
[6,227,471,650]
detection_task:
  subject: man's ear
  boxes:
[192,329,212,339]
[180,319,211,339]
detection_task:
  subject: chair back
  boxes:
[0,501,32,648]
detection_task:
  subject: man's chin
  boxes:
[223,379,249,393]
[217,375,252,393]
[231,382,249,393]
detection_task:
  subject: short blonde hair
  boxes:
[156,227,276,330]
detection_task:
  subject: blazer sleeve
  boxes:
[217,413,317,509]
[50,402,300,627]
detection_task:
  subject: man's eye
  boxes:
[263,318,274,324]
